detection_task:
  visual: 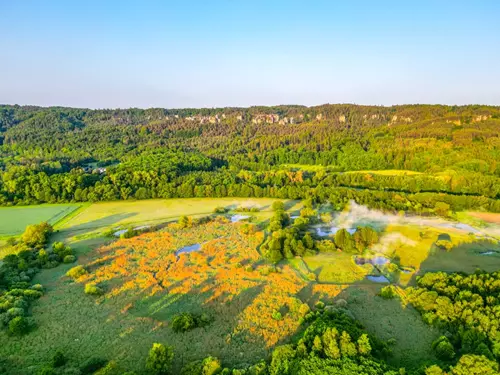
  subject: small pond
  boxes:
[114,225,151,237]
[367,275,390,283]
[175,243,201,256]
[400,268,414,274]
[316,226,356,237]
[231,215,250,223]
[479,251,498,256]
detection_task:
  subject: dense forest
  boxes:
[0,104,499,213]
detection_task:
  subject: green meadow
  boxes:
[0,204,81,237]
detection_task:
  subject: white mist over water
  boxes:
[332,201,483,234]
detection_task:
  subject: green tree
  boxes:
[146,343,174,375]
[269,345,295,375]
[322,328,340,359]
[21,222,53,247]
[339,331,357,357]
[334,229,355,252]
[357,334,372,356]
[450,354,499,375]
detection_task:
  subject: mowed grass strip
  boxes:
[0,204,81,236]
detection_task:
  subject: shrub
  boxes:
[21,222,53,247]
[84,284,104,296]
[272,201,285,211]
[213,206,227,214]
[23,289,43,300]
[146,343,174,375]
[53,242,73,259]
[51,350,67,367]
[31,284,44,292]
[379,285,397,299]
[7,307,25,318]
[66,266,87,279]
[272,310,283,320]
[80,358,108,374]
[171,313,197,333]
[432,336,455,360]
[8,316,30,335]
[63,255,77,264]
[201,356,221,375]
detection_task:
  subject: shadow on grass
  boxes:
[61,212,138,233]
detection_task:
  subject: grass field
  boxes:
[341,285,440,369]
[0,204,81,237]
[302,253,372,284]
[59,198,300,233]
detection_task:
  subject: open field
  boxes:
[59,198,300,233]
[0,204,80,237]
[301,253,372,284]
[341,285,440,369]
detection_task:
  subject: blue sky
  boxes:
[1,0,499,108]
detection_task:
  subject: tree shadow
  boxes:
[126,278,267,370]
[61,212,138,233]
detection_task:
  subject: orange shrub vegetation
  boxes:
[310,284,346,304]
[78,221,328,348]
[233,266,310,348]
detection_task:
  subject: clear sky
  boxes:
[1,0,499,108]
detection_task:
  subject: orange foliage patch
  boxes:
[79,221,329,348]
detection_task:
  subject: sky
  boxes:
[1,0,500,109]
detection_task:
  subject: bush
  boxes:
[272,201,285,211]
[146,343,174,375]
[80,358,107,374]
[379,285,397,299]
[53,242,73,259]
[7,307,25,318]
[171,313,197,333]
[84,284,104,296]
[66,266,87,279]
[63,255,77,264]
[213,206,227,214]
[8,316,30,335]
[432,336,455,360]
[23,289,43,300]
[201,356,221,375]
[21,222,53,248]
[52,350,67,367]
[31,284,44,292]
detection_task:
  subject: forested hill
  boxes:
[0,104,499,211]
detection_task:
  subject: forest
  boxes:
[0,104,499,214]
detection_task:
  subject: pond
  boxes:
[114,225,151,237]
[231,215,250,223]
[175,243,201,256]
[479,251,498,256]
[316,226,356,237]
[367,275,390,283]
[400,267,414,274]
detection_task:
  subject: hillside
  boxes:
[0,104,499,213]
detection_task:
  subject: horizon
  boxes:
[2,1,500,108]
[2,102,500,111]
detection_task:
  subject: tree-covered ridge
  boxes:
[0,104,499,208]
